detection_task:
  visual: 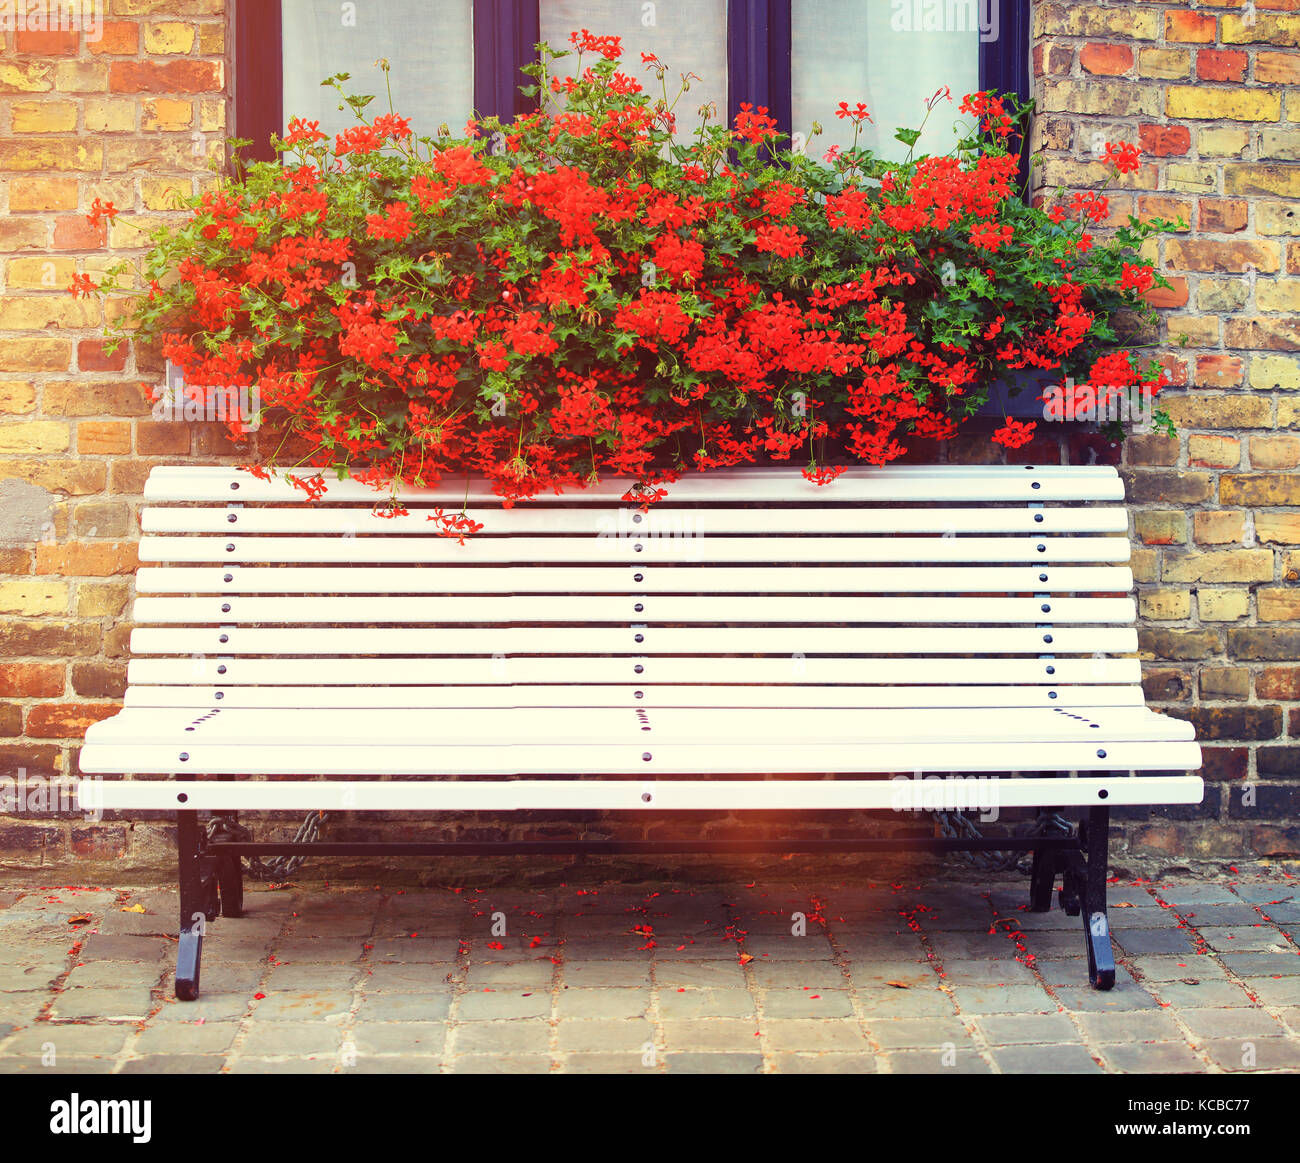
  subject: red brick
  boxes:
[14,29,80,55]
[108,61,223,95]
[1195,354,1244,387]
[52,215,104,250]
[1139,124,1192,157]
[1166,10,1217,42]
[87,22,140,55]
[1080,43,1134,76]
[1145,277,1189,309]
[1200,199,1249,233]
[0,662,65,698]
[76,340,128,373]
[1197,49,1249,82]
[25,703,119,739]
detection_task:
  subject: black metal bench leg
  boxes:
[1029,847,1057,912]
[1028,809,1070,912]
[176,810,210,1001]
[1081,805,1115,990]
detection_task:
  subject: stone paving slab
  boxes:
[0,875,1297,1073]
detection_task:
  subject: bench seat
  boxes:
[77,462,1203,997]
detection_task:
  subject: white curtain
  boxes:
[540,0,729,142]
[792,0,981,163]
[280,0,475,140]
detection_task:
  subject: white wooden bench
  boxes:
[78,463,1202,998]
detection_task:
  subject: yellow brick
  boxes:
[53,61,108,93]
[0,381,36,413]
[1251,434,1300,470]
[11,100,77,133]
[1258,280,1300,312]
[145,22,197,54]
[0,62,55,94]
[1039,7,1160,38]
[8,176,78,212]
[1141,590,1191,620]
[1250,355,1300,391]
[1165,163,1218,194]
[1189,434,1240,468]
[1194,511,1245,545]
[1135,511,1187,545]
[1198,279,1250,313]
[0,420,70,454]
[1168,316,1220,346]
[1131,549,1158,584]
[1041,81,1161,118]
[1226,165,1300,198]
[1167,87,1282,122]
[142,98,193,132]
[107,215,175,248]
[1197,128,1250,157]
[1164,549,1274,583]
[5,257,76,290]
[1258,589,1300,621]
[198,22,225,54]
[1222,14,1300,46]
[1138,48,1190,79]
[76,582,129,618]
[1257,513,1300,544]
[1199,590,1251,621]
[0,581,69,616]
[199,99,224,133]
[83,98,136,134]
[76,421,132,455]
[1258,202,1300,235]
[0,138,103,172]
[85,178,135,211]
[0,297,99,330]
[140,176,191,210]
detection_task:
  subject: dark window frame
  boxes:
[235,0,1029,163]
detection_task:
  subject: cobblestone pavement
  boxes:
[0,875,1298,1074]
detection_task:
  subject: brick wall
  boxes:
[1029,0,1300,862]
[0,0,1297,876]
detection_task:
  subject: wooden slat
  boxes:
[142,506,1130,535]
[138,534,1132,564]
[78,738,1202,776]
[142,465,1124,504]
[122,684,1147,709]
[84,705,1194,748]
[130,594,1137,626]
[126,655,1143,687]
[78,775,1205,812]
[129,625,1138,656]
[135,565,1136,595]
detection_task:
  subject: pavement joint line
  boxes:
[824,894,884,1073]
[1141,881,1281,1071]
[335,893,379,1075]
[727,897,769,1074]
[984,889,1120,1073]
[221,887,300,1074]
[548,890,565,1074]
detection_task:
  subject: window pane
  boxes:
[792,0,981,163]
[280,0,474,140]
[539,0,728,140]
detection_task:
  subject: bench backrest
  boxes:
[129,464,1139,711]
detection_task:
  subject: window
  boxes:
[236,1,1028,163]
[540,0,729,140]
[279,0,475,140]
